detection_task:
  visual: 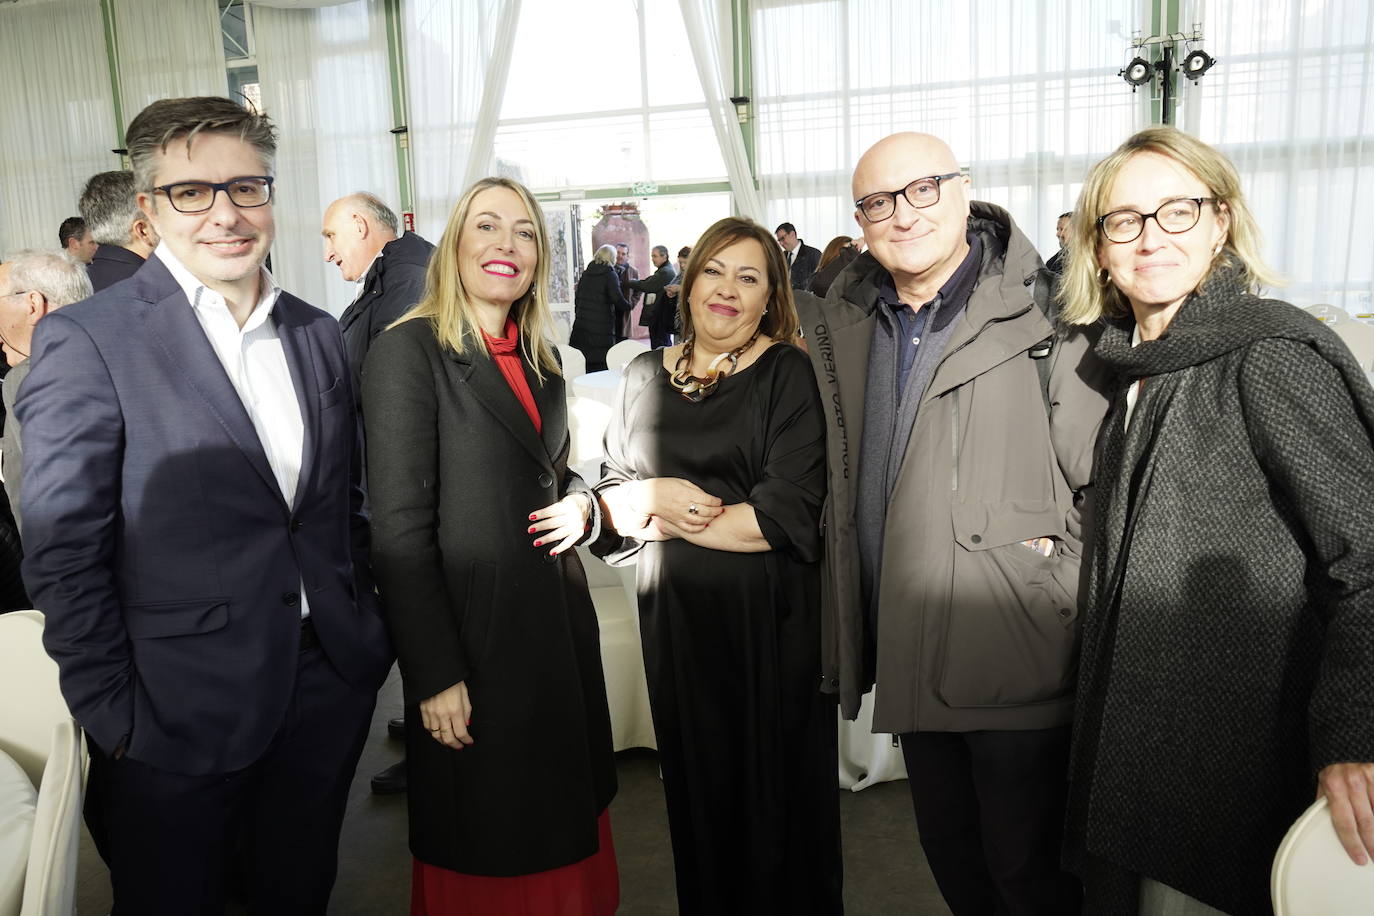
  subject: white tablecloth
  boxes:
[572,369,622,406]
[837,688,908,792]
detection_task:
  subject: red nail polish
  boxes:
[533,540,542,547]
[527,526,536,533]
[528,513,537,520]
[548,549,556,557]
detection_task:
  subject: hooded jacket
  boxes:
[795,201,1112,732]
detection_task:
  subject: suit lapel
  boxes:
[450,345,554,471]
[276,298,319,511]
[144,278,282,502]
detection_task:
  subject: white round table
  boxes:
[572,369,622,406]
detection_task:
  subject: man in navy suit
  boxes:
[17,96,392,915]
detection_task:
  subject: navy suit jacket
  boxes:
[17,255,392,775]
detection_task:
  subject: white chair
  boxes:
[0,611,84,916]
[1271,796,1374,915]
[566,396,613,468]
[576,549,656,752]
[556,344,586,383]
[1303,304,1374,370]
[605,339,649,371]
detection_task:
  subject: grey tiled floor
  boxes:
[75,666,951,914]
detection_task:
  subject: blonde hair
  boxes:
[678,217,799,343]
[592,244,616,266]
[396,177,560,380]
[1059,126,1282,325]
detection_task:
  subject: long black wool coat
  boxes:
[362,317,617,877]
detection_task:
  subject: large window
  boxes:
[752,0,1149,254]
[493,0,728,191]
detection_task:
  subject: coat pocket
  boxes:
[458,561,538,726]
[123,598,230,639]
[937,500,1077,708]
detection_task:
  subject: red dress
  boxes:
[410,317,619,916]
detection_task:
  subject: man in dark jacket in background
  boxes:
[322,192,434,394]
[628,244,677,348]
[775,221,820,290]
[612,242,640,342]
[80,171,160,292]
[321,191,434,796]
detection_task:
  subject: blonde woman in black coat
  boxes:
[1060,127,1374,916]
[363,177,618,915]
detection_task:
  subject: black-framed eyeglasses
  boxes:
[152,176,275,214]
[1097,197,1216,244]
[0,290,32,299]
[855,172,962,223]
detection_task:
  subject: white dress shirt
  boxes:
[156,244,310,617]
[1124,323,1143,429]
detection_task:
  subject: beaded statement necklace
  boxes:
[668,330,762,403]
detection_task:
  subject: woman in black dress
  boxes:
[594,217,843,914]
[570,243,631,371]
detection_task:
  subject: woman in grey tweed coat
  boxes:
[1057,126,1374,916]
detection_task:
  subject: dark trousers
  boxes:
[85,635,376,916]
[649,329,673,349]
[899,727,1081,916]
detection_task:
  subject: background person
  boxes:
[595,217,842,914]
[80,170,160,291]
[363,176,618,916]
[808,235,859,296]
[57,216,97,264]
[1060,126,1374,916]
[570,243,631,372]
[0,249,92,532]
[627,244,677,348]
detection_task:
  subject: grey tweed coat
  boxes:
[1065,266,1374,915]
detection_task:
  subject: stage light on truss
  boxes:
[1120,56,1154,88]
[1181,49,1216,81]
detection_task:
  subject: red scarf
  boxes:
[480,317,542,435]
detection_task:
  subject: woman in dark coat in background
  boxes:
[1059,126,1374,916]
[807,235,858,296]
[570,243,631,371]
[363,176,618,916]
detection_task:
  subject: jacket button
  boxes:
[283,592,299,607]
[289,519,302,533]
[828,676,839,687]
[537,472,554,489]
[970,534,982,544]
[1057,607,1072,619]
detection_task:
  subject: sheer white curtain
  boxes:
[679,0,763,219]
[0,0,118,255]
[404,0,522,240]
[114,0,226,126]
[254,0,399,316]
[750,0,1150,256]
[1181,0,1374,311]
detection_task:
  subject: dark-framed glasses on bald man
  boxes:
[152,176,275,214]
[1097,197,1216,244]
[855,171,961,223]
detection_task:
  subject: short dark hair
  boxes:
[652,244,668,259]
[615,242,629,251]
[126,96,277,193]
[1058,211,1073,220]
[774,222,796,236]
[58,216,87,248]
[677,246,691,258]
[680,217,799,344]
[80,171,141,246]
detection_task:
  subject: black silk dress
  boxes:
[595,343,844,915]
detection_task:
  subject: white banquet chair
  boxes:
[0,611,84,916]
[605,339,649,371]
[1271,796,1374,915]
[556,344,586,383]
